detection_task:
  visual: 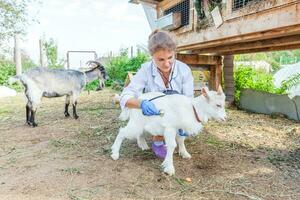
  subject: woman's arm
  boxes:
[182,65,194,99]
[119,64,147,109]
[125,98,141,109]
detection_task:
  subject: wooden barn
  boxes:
[129,0,300,102]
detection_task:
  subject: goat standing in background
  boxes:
[9,61,107,127]
[111,86,226,175]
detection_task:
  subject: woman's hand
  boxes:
[140,100,160,116]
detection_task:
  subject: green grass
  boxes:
[61,167,81,174]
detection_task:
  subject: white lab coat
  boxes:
[120,59,194,109]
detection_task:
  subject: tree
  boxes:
[43,38,64,68]
[0,0,31,44]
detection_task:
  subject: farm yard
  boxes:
[1,0,300,199]
[0,89,299,200]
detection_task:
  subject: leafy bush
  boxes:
[85,52,149,91]
[234,65,281,104]
[43,38,64,69]
[85,79,100,91]
[0,60,23,91]
[106,53,149,84]
[0,60,15,85]
[281,73,300,92]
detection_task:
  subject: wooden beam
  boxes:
[130,0,159,5]
[176,53,221,65]
[221,43,300,55]
[158,0,183,10]
[191,34,300,54]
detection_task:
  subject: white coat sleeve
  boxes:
[119,66,147,109]
[182,66,194,99]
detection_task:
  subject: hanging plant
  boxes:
[194,0,206,20]
[208,0,223,12]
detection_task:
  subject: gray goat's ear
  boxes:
[217,85,223,95]
[201,87,209,99]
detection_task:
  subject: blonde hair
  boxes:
[148,29,177,55]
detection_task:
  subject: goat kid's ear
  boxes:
[201,87,209,99]
[217,85,223,95]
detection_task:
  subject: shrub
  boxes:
[0,60,23,91]
[85,52,149,91]
[281,73,300,92]
[234,65,281,104]
[106,53,149,85]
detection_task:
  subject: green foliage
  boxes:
[234,65,281,104]
[235,50,300,72]
[85,52,148,91]
[0,60,23,91]
[106,52,149,85]
[208,0,222,12]
[0,0,32,43]
[0,60,15,85]
[43,38,64,69]
[281,73,300,92]
[194,0,205,20]
[85,79,99,91]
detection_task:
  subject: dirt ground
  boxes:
[0,89,299,200]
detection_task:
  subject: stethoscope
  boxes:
[151,59,177,91]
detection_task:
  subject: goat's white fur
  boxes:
[111,87,226,175]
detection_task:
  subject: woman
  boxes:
[119,29,194,159]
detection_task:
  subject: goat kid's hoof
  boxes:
[111,153,119,160]
[64,112,70,117]
[179,151,192,159]
[161,161,175,175]
[74,115,79,119]
[163,165,175,176]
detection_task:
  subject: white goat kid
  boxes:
[111,86,226,175]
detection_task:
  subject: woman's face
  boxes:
[152,49,175,73]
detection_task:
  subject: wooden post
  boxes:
[223,55,235,103]
[66,52,70,69]
[14,34,22,75]
[215,57,223,88]
[209,65,216,90]
[130,46,134,58]
[39,39,46,67]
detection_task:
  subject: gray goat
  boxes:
[9,61,107,127]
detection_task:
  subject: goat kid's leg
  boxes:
[137,133,149,150]
[111,124,143,160]
[111,127,127,160]
[176,135,191,159]
[161,127,177,175]
[64,95,70,117]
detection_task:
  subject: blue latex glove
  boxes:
[178,129,189,137]
[140,100,160,116]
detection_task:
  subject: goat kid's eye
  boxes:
[216,104,222,108]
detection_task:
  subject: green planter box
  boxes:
[240,89,300,121]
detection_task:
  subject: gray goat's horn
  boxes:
[86,60,103,66]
